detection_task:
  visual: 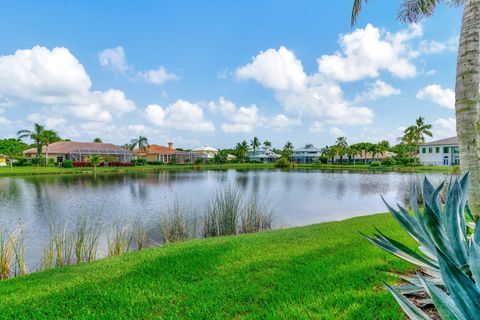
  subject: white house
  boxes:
[419,136,459,166]
[247,147,280,163]
[291,144,322,164]
[191,145,219,159]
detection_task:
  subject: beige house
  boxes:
[23,141,132,163]
[134,143,176,163]
[191,145,219,159]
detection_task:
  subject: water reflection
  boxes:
[0,169,453,267]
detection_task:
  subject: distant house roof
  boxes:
[134,144,176,156]
[351,151,397,160]
[294,144,321,153]
[420,136,458,146]
[192,145,218,152]
[23,141,131,155]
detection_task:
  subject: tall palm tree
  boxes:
[401,117,433,145]
[40,130,60,166]
[93,138,102,143]
[335,137,349,164]
[130,136,149,152]
[283,141,294,157]
[235,140,249,162]
[17,123,45,157]
[250,137,260,153]
[263,140,272,149]
[348,143,362,165]
[351,0,480,214]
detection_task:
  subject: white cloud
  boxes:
[98,46,129,73]
[309,121,325,133]
[0,116,11,127]
[317,24,422,82]
[100,46,177,85]
[0,46,135,123]
[419,37,457,54]
[329,127,346,137]
[27,113,67,129]
[145,99,215,133]
[209,97,300,133]
[416,84,455,109]
[138,66,178,85]
[433,117,456,139]
[236,46,307,92]
[235,47,374,126]
[355,80,401,102]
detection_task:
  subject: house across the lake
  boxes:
[134,143,176,163]
[191,145,219,159]
[0,155,6,167]
[23,141,133,163]
[418,136,459,166]
[247,147,281,163]
[290,144,322,164]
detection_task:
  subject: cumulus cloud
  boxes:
[419,37,458,54]
[99,46,178,85]
[209,97,300,133]
[309,121,325,133]
[235,47,374,126]
[138,67,178,85]
[0,116,11,127]
[145,99,215,133]
[0,46,135,122]
[317,24,422,82]
[433,117,456,139]
[329,127,346,137]
[98,46,129,73]
[416,84,455,109]
[355,80,401,102]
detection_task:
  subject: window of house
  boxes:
[435,147,440,153]
[453,147,459,154]
[56,156,63,163]
[428,147,433,153]
[444,146,450,153]
[422,147,426,154]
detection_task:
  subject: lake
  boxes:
[0,169,452,269]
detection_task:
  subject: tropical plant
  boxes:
[17,123,45,157]
[263,140,272,148]
[234,141,249,162]
[93,138,102,143]
[363,173,480,319]
[282,141,294,158]
[335,137,349,164]
[40,130,60,166]
[88,155,104,171]
[130,136,149,152]
[352,1,480,214]
[250,137,260,153]
[348,143,362,164]
[0,139,27,170]
[398,117,433,146]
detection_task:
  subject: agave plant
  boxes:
[364,173,480,319]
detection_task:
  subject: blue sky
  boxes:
[0,1,463,148]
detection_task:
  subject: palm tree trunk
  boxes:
[456,0,480,216]
[45,144,49,166]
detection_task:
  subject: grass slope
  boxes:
[0,162,458,177]
[0,213,414,319]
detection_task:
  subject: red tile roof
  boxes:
[134,144,176,155]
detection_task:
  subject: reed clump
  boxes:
[160,200,192,243]
[107,222,131,256]
[0,227,26,279]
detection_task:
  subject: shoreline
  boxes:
[0,162,459,177]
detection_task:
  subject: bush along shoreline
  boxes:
[0,185,273,280]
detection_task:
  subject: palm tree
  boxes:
[88,154,104,171]
[17,123,45,157]
[40,130,60,166]
[335,137,348,164]
[250,137,260,153]
[283,141,294,158]
[235,141,249,162]
[348,143,362,165]
[93,138,102,143]
[130,136,149,152]
[263,140,272,149]
[399,117,433,146]
[352,0,480,214]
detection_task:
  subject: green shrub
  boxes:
[48,158,56,166]
[364,174,480,319]
[30,157,46,166]
[62,160,73,168]
[12,157,28,167]
[274,157,292,168]
[132,158,147,166]
[369,161,381,167]
[146,161,164,165]
[381,157,397,166]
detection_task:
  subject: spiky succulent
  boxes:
[365,173,480,319]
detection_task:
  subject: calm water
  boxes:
[0,169,452,269]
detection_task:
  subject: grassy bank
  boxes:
[0,162,459,177]
[0,213,414,319]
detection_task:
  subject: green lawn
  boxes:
[0,213,414,319]
[0,162,458,177]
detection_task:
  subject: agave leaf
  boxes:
[399,274,442,287]
[473,219,480,246]
[398,204,434,249]
[362,232,438,270]
[437,249,480,319]
[459,173,470,213]
[418,275,467,320]
[398,283,425,294]
[444,179,468,266]
[422,201,458,265]
[423,178,442,219]
[469,240,480,286]
[385,283,432,320]
[465,204,474,224]
[419,245,438,262]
